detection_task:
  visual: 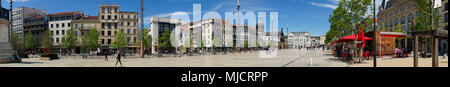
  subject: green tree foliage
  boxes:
[82,28,100,51]
[25,32,36,49]
[138,29,152,50]
[42,29,54,51]
[113,29,127,50]
[11,31,24,50]
[326,0,371,44]
[62,28,77,50]
[158,27,172,50]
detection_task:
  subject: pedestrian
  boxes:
[104,50,108,61]
[115,51,123,67]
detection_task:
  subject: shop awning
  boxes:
[337,34,373,42]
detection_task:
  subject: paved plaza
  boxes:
[0,49,447,67]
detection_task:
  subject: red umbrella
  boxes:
[358,28,366,47]
[337,34,373,42]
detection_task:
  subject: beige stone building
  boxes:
[377,0,417,33]
[119,11,139,48]
[71,16,100,45]
[98,4,139,50]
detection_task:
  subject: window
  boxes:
[56,38,60,43]
[133,37,137,43]
[51,24,54,28]
[102,31,105,36]
[401,16,406,24]
[114,15,117,20]
[108,31,111,36]
[56,24,59,28]
[101,8,105,13]
[51,31,54,36]
[127,29,131,34]
[408,14,414,22]
[56,30,59,35]
[128,15,130,19]
[114,23,118,29]
[108,23,112,29]
[68,23,71,27]
[108,8,111,13]
[62,30,65,35]
[133,29,136,34]
[127,37,131,43]
[107,39,111,44]
[102,15,105,20]
[445,13,448,22]
[121,15,124,19]
[108,15,111,20]
[102,39,105,44]
[115,8,118,13]
[446,3,448,11]
[127,22,130,26]
[62,23,65,28]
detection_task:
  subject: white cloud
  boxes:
[154,11,192,17]
[211,4,223,11]
[308,2,338,9]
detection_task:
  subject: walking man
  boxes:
[104,50,108,61]
[115,51,123,67]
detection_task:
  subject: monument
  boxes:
[0,2,19,63]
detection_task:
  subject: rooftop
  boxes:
[48,11,81,16]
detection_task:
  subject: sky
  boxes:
[1,0,385,36]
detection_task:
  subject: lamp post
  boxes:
[140,0,144,58]
[373,0,377,67]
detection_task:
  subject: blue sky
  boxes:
[2,0,383,36]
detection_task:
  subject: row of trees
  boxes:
[10,28,153,55]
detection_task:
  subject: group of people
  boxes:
[103,50,124,67]
[394,48,407,58]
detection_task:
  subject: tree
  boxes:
[82,28,100,54]
[62,28,77,55]
[42,29,54,53]
[11,31,24,50]
[113,29,127,51]
[25,32,36,50]
[158,27,172,51]
[138,29,152,53]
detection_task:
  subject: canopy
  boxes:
[337,34,373,42]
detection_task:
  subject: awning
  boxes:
[380,32,407,37]
[337,34,373,42]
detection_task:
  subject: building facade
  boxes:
[378,0,417,33]
[99,4,120,47]
[72,16,100,45]
[23,15,48,47]
[48,11,83,46]
[98,4,139,51]
[12,7,44,37]
[119,11,139,48]
[150,17,185,54]
[288,32,311,48]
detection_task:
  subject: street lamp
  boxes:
[373,0,377,67]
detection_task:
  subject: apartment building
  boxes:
[72,16,100,45]
[12,7,44,37]
[48,11,83,46]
